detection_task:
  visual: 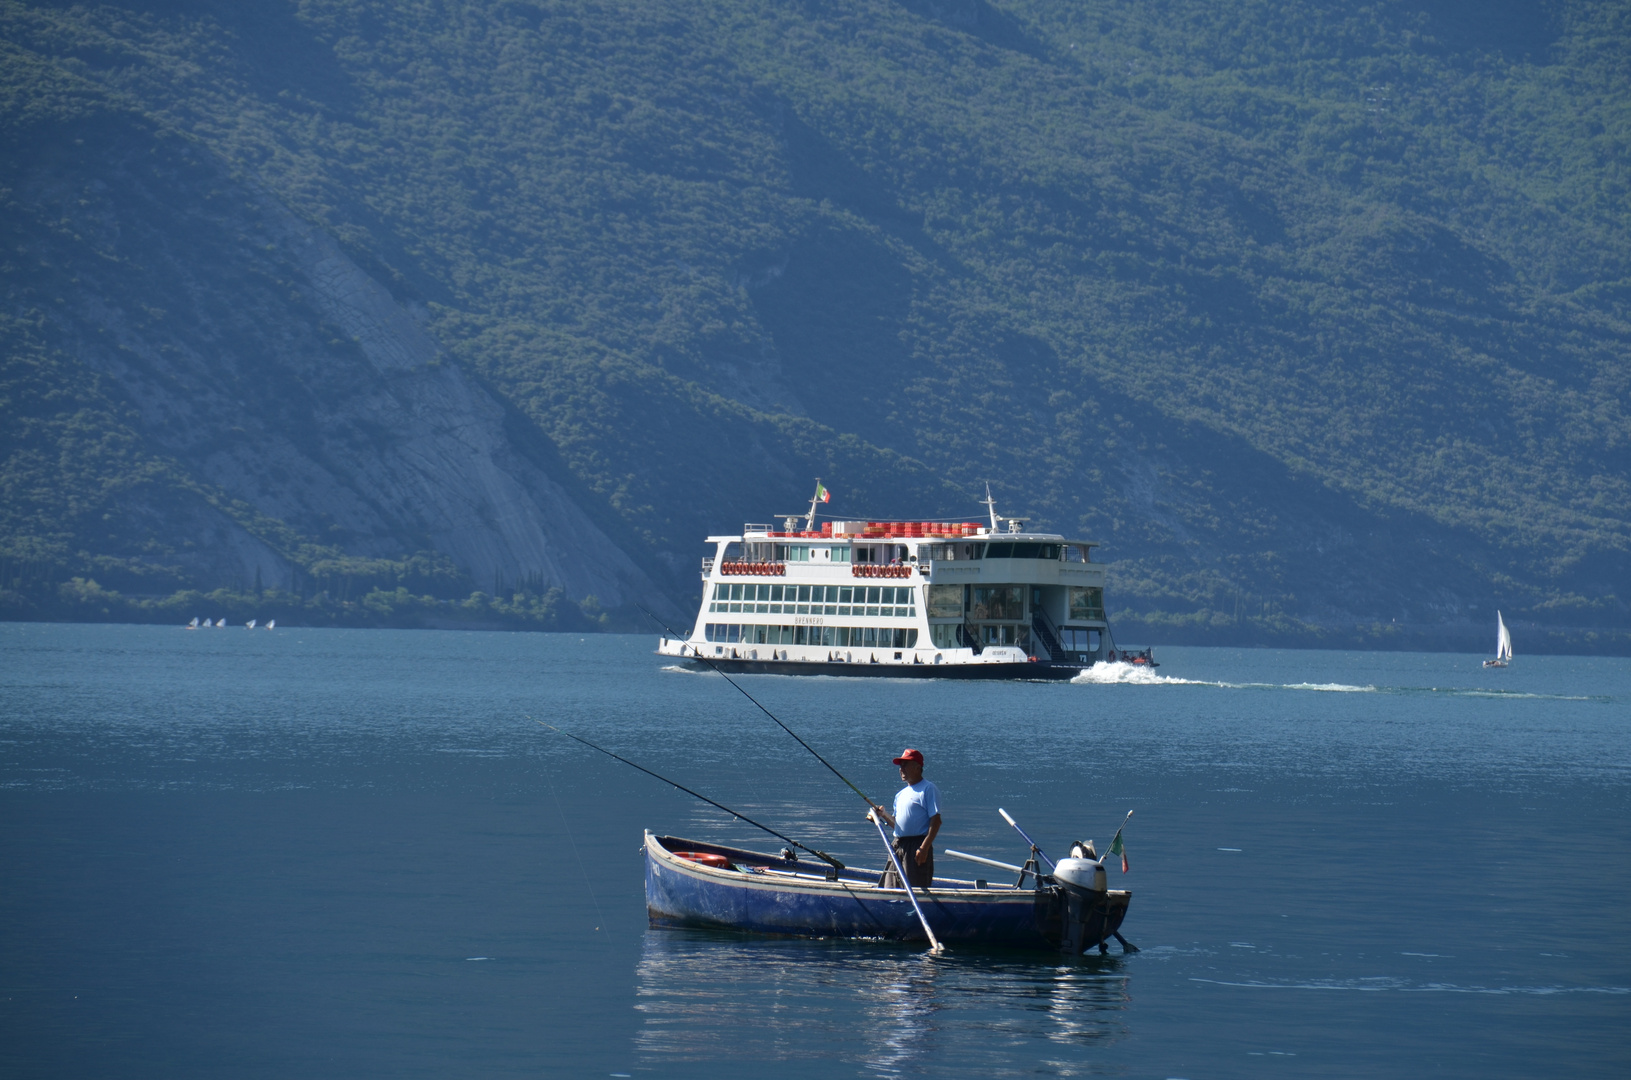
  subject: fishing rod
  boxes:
[641,606,877,810]
[998,807,1055,870]
[532,718,846,872]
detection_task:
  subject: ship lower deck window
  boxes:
[1058,628,1101,652]
[705,624,918,649]
[980,624,1030,648]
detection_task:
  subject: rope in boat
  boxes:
[531,718,846,872]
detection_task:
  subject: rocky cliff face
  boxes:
[4,107,681,619]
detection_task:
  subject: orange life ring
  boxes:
[673,851,730,868]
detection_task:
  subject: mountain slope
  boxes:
[2,0,1627,645]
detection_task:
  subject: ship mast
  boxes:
[982,482,1000,532]
[805,479,824,532]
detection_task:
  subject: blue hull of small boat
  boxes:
[644,834,1131,952]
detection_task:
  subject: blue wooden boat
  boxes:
[644,832,1133,955]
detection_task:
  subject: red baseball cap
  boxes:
[892,748,924,766]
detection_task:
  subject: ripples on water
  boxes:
[635,935,1132,1074]
[2,625,1628,1078]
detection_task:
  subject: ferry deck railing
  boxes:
[1030,606,1063,662]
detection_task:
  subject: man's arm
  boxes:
[915,813,942,865]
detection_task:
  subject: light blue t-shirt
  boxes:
[892,780,941,838]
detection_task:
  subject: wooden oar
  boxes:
[869,810,943,953]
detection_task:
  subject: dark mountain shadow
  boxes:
[896,0,1047,59]
[748,220,916,439]
[35,0,359,115]
[1407,0,1562,64]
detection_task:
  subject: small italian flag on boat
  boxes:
[814,481,831,503]
[1109,811,1131,872]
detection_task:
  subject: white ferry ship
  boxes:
[656,486,1122,679]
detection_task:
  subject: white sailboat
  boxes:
[1483,611,1512,668]
[265,619,275,630]
[246,619,257,629]
[215,617,226,628]
[187,617,199,629]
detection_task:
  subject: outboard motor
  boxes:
[1051,854,1108,954]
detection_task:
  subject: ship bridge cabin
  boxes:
[666,518,1114,678]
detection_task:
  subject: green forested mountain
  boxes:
[2,0,1627,647]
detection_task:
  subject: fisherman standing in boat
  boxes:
[871,748,941,889]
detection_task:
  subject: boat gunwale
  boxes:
[645,833,1129,907]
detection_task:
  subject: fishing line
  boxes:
[531,717,846,872]
[541,752,607,933]
[639,606,877,810]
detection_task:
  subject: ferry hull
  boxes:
[674,656,1086,680]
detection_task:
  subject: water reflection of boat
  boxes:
[645,832,1131,954]
[633,931,1132,1070]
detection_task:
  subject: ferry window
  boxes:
[971,586,1022,620]
[769,585,781,602]
[965,543,984,559]
[861,586,876,605]
[729,584,742,601]
[839,586,854,604]
[1068,587,1104,621]
[1039,545,1060,560]
[1064,544,1085,563]
[714,584,726,600]
[795,585,809,603]
[985,542,1013,558]
[926,585,962,618]
[831,547,851,563]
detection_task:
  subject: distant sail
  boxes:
[188,617,199,629]
[1496,611,1513,662]
[266,619,275,630]
[216,618,226,628]
[246,619,257,629]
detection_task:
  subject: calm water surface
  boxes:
[2,623,1627,1077]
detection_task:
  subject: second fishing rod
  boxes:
[643,606,881,814]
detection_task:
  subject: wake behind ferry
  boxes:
[657,485,1136,680]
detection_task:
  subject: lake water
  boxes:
[1,622,1627,1078]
